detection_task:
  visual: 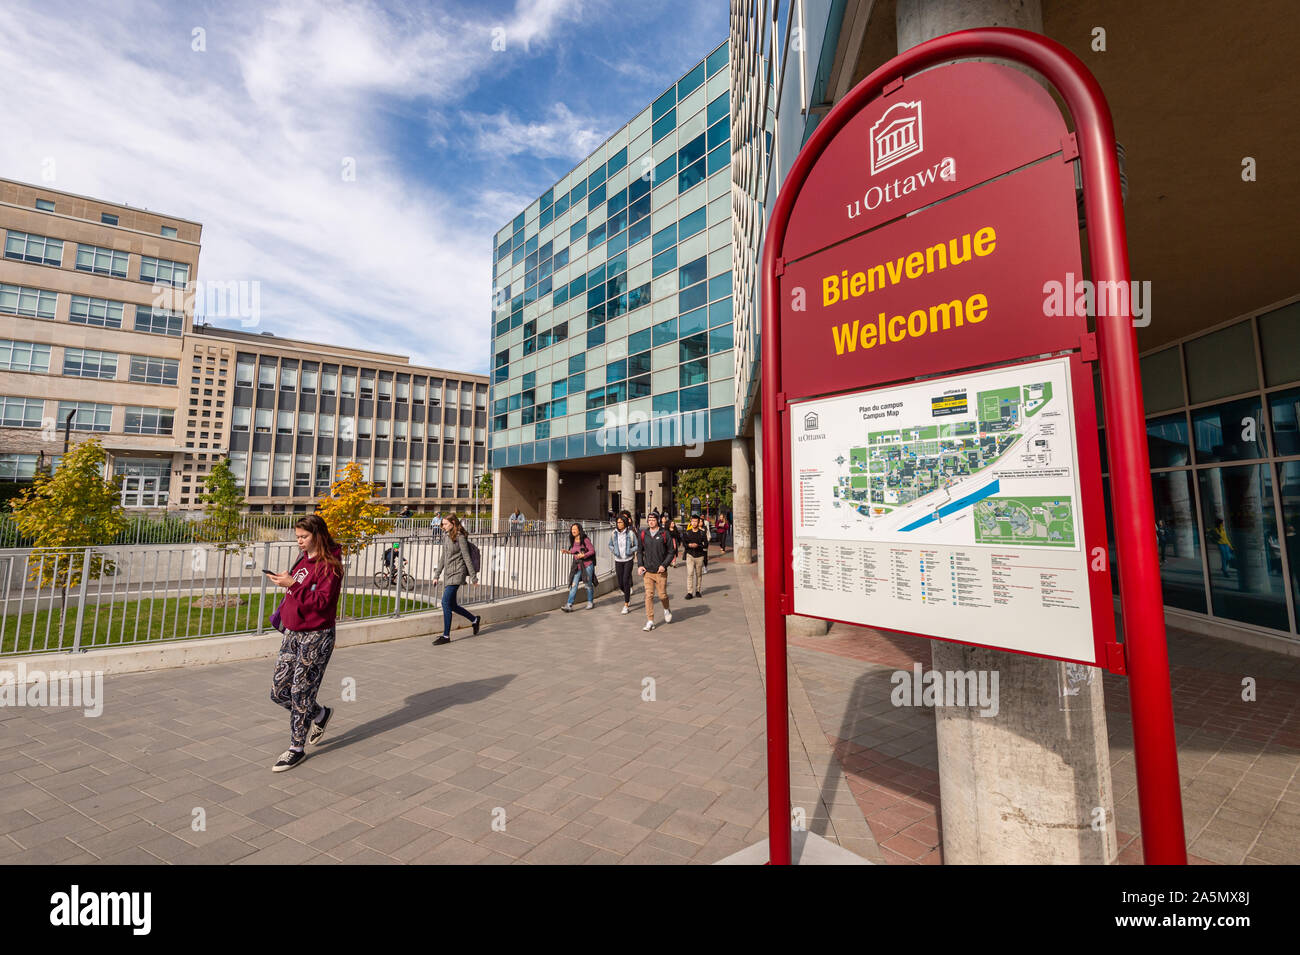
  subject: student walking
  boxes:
[508,508,525,544]
[563,522,598,611]
[432,515,481,645]
[267,515,343,772]
[637,512,677,630]
[608,514,639,613]
[714,513,730,554]
[682,513,708,599]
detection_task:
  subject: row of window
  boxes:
[234,356,486,406]
[3,232,190,287]
[31,197,179,237]
[227,452,481,491]
[0,339,179,383]
[230,406,486,442]
[0,396,173,434]
[0,282,185,336]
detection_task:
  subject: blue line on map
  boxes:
[899,479,1001,532]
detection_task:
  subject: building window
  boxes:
[4,231,63,266]
[0,340,51,374]
[258,363,276,389]
[161,226,178,238]
[232,407,250,431]
[321,369,337,395]
[277,410,293,434]
[63,347,119,380]
[298,412,314,434]
[360,374,375,398]
[101,213,119,226]
[68,295,125,328]
[0,283,57,320]
[229,452,247,482]
[341,371,356,397]
[135,306,184,336]
[236,357,254,386]
[35,199,55,212]
[378,378,393,400]
[0,396,44,428]
[280,364,298,390]
[56,400,112,432]
[0,453,38,479]
[124,406,174,435]
[255,408,272,433]
[140,255,190,288]
[127,355,179,385]
[75,244,130,278]
[301,366,318,393]
[319,413,334,436]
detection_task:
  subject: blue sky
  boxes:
[0,0,729,373]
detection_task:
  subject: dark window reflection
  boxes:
[1197,464,1287,630]
[1268,387,1300,457]
[1152,470,1206,613]
[1192,396,1266,463]
[1278,462,1300,625]
[1147,413,1191,468]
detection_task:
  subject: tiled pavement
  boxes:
[791,618,1300,864]
[0,558,789,865]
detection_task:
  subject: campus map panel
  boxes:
[788,357,1097,663]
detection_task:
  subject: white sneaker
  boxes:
[643,620,655,631]
[587,601,594,609]
[663,610,672,624]
[702,567,708,574]
[621,604,630,614]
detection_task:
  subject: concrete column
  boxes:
[732,436,754,565]
[545,462,559,532]
[490,468,503,533]
[620,453,636,518]
[896,0,1115,864]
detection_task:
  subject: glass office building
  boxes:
[489,41,737,476]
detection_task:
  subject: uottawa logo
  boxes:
[870,100,923,175]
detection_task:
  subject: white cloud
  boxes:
[0,0,590,373]
[460,102,611,161]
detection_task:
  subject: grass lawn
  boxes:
[1,591,434,656]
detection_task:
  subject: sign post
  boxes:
[761,28,1186,865]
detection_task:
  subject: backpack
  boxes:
[466,539,482,575]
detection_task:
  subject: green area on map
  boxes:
[973,495,1076,547]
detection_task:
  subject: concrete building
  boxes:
[0,177,199,507]
[487,40,763,557]
[186,324,489,513]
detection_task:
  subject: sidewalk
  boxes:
[0,558,795,864]
[789,616,1300,864]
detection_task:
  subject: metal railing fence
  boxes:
[0,527,613,657]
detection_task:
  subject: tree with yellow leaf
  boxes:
[10,437,127,618]
[314,461,387,559]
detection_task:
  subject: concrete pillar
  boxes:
[490,468,503,533]
[896,0,1116,864]
[620,453,636,518]
[732,436,754,564]
[545,461,559,532]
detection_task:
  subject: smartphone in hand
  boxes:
[262,569,276,576]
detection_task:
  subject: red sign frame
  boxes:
[760,30,1187,866]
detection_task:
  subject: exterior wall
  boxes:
[488,41,736,475]
[0,178,199,506]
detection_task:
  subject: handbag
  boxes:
[270,603,287,634]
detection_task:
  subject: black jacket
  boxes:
[638,527,677,572]
[682,527,708,555]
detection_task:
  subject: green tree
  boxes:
[195,457,250,603]
[315,461,387,559]
[674,467,733,519]
[10,437,127,619]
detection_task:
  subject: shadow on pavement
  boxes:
[316,675,516,752]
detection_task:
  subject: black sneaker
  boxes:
[308,706,332,745]
[694,591,702,598]
[432,635,451,646]
[272,749,307,773]
[472,615,482,635]
[685,593,694,600]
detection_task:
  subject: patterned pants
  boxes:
[270,626,336,748]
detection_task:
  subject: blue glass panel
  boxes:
[608,294,628,318]
[679,256,707,288]
[628,350,652,377]
[606,381,627,404]
[607,359,627,383]
[652,108,676,143]
[607,250,628,276]
[552,437,567,460]
[679,206,706,241]
[627,282,651,311]
[553,284,569,306]
[570,217,587,240]
[587,183,607,210]
[522,371,536,389]
[587,163,606,189]
[571,178,587,201]
[708,115,729,150]
[587,326,605,347]
[507,444,521,466]
[628,194,651,225]
[525,234,538,253]
[706,42,728,77]
[538,274,552,296]
[608,188,628,215]
[653,391,678,416]
[629,374,652,399]
[606,272,628,300]
[554,192,569,216]
[710,323,733,353]
[679,282,708,312]
[680,384,708,412]
[679,306,707,338]
[629,328,652,354]
[512,243,525,265]
[586,409,604,430]
[628,216,652,246]
[588,222,607,247]
[629,175,651,202]
[569,353,585,373]
[607,147,628,175]
[707,91,728,125]
[654,154,677,184]
[708,272,732,300]
[551,378,568,399]
[567,434,584,458]
[586,263,606,287]
[550,397,566,417]
[652,247,677,278]
[709,296,732,326]
[554,247,569,268]
[678,133,706,169]
[533,436,549,457]
[678,158,706,193]
[652,87,676,121]
[679,334,708,364]
[539,206,552,229]
[587,286,605,309]
[513,212,525,231]
[587,305,605,327]
[678,61,705,98]
[653,318,677,347]
[653,224,677,255]
[707,142,730,175]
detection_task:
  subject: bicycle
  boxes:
[374,556,415,591]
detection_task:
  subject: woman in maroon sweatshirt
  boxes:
[266,514,343,772]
